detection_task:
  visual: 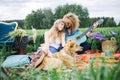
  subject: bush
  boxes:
[26,27,120,53]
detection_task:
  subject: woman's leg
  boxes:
[76,41,91,54]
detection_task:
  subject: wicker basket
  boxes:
[102,37,118,53]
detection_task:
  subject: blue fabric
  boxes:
[64,29,80,41]
[58,44,63,51]
[49,44,63,54]
[64,29,91,54]
[49,46,58,53]
[65,29,79,36]
[0,22,17,45]
[1,55,31,68]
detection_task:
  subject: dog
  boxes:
[63,40,83,56]
[36,40,82,71]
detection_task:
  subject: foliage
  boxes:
[0,45,11,80]
[117,22,120,26]
[25,27,120,52]
[1,27,120,80]
[3,20,24,28]
[1,55,120,80]
[54,4,90,28]
[90,17,117,28]
[24,8,54,29]
[2,4,118,29]
[24,4,90,29]
[7,27,27,39]
[88,27,120,51]
[23,4,118,29]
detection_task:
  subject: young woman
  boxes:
[44,19,65,54]
[63,13,91,54]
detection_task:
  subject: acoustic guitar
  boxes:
[66,19,104,45]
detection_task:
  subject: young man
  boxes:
[63,12,96,54]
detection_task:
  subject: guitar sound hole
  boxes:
[76,37,80,40]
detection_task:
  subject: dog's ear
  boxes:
[68,40,75,48]
[66,40,72,43]
[65,40,70,46]
[65,41,67,44]
[68,40,72,42]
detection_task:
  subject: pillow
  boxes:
[1,55,31,68]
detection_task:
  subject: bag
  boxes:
[102,37,118,53]
[2,55,31,68]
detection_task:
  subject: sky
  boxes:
[0,0,120,24]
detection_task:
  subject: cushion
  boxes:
[1,55,31,68]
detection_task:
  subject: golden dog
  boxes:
[36,40,82,71]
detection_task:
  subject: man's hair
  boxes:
[63,12,80,30]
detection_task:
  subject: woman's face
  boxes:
[57,22,64,31]
[64,18,72,29]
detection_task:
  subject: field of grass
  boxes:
[0,27,120,80]
[26,27,120,52]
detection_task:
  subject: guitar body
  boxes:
[65,30,87,45]
[65,19,104,46]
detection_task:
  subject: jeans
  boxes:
[76,41,91,54]
[49,44,63,54]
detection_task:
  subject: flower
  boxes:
[32,27,37,43]
[7,27,27,39]
[91,32,105,41]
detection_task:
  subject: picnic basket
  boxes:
[102,37,118,53]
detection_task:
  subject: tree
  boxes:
[42,9,54,29]
[54,4,90,28]
[118,22,120,26]
[24,9,54,29]
[90,17,117,27]
[4,20,24,28]
[24,4,117,29]
[24,4,90,29]
[104,17,116,27]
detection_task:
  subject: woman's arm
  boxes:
[61,33,65,47]
[44,31,49,44]
[86,22,98,37]
[43,31,52,55]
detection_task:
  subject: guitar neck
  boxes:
[76,19,104,40]
[79,25,94,38]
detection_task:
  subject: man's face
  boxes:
[64,18,72,29]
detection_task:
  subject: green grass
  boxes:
[0,27,120,80]
[26,29,48,36]
[1,52,120,80]
[25,27,120,52]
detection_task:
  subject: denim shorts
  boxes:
[49,44,63,54]
[49,46,58,54]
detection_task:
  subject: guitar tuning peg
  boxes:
[96,19,104,25]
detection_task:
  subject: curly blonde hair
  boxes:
[63,12,80,30]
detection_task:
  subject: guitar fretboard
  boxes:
[77,25,94,39]
[76,19,104,40]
